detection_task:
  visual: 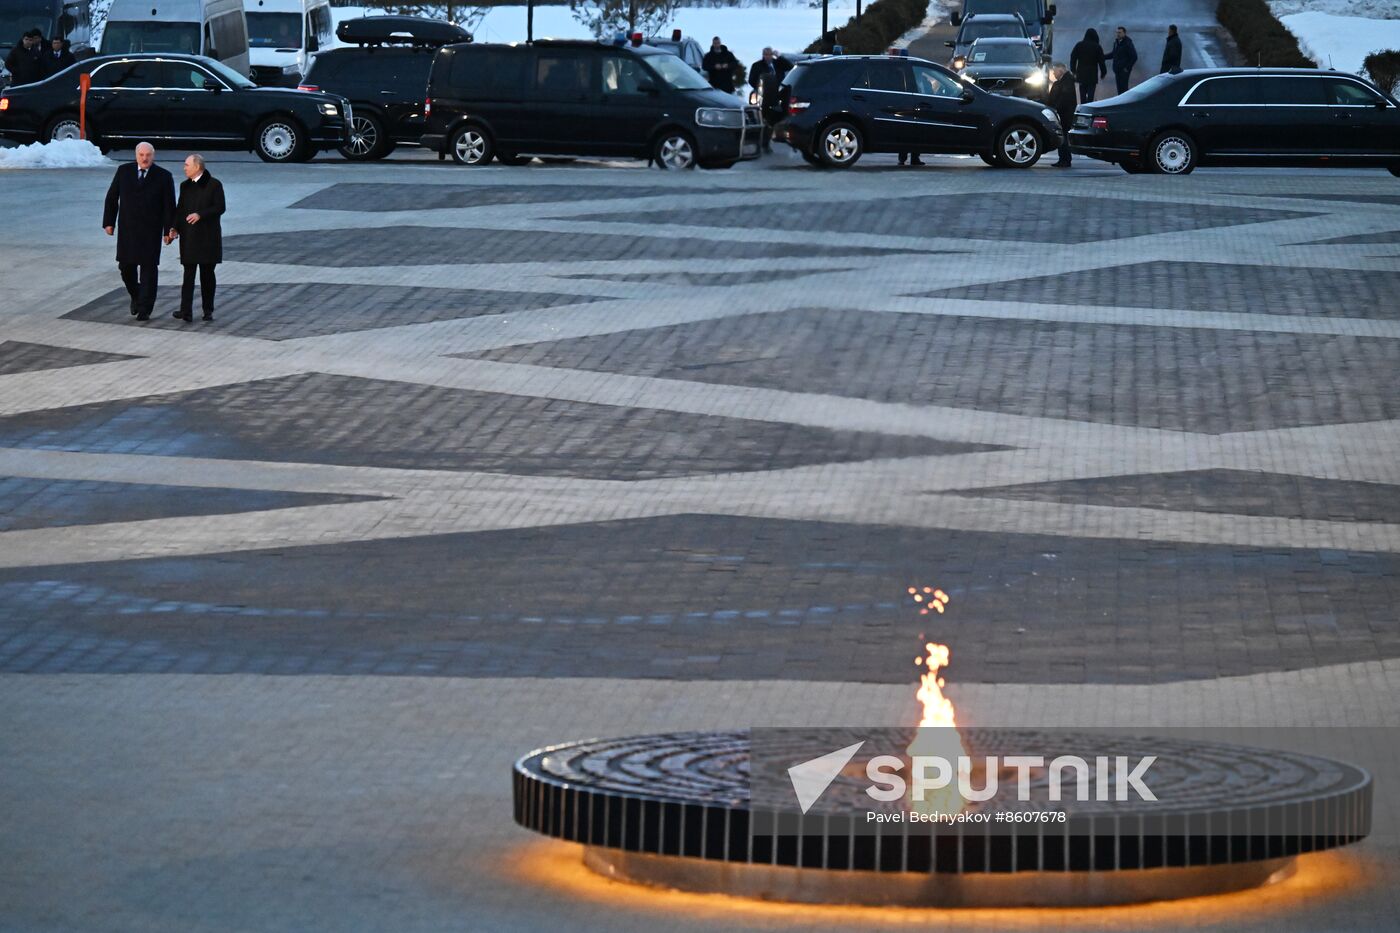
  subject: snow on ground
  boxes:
[1274,10,1400,75]
[1268,0,1398,19]
[0,139,109,169]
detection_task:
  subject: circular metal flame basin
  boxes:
[513,730,1371,907]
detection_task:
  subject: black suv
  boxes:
[945,13,1032,70]
[955,37,1047,101]
[421,39,763,169]
[1069,68,1400,175]
[299,16,470,160]
[952,0,1055,57]
[773,54,1061,168]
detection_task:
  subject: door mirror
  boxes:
[202,78,221,92]
[960,88,975,103]
[635,79,658,94]
[1377,97,1390,108]
[945,41,955,48]
[306,32,319,52]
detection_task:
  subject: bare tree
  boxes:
[568,0,683,37]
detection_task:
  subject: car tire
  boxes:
[994,123,1042,168]
[1149,130,1196,174]
[817,121,862,168]
[254,117,307,163]
[1387,166,1399,178]
[1120,158,1148,174]
[654,131,697,170]
[496,151,531,166]
[42,112,83,143]
[448,124,493,165]
[801,149,822,166]
[339,111,387,161]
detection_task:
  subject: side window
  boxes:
[448,48,527,99]
[1258,77,1326,105]
[210,12,245,59]
[92,61,160,88]
[309,6,332,50]
[1198,77,1258,105]
[602,55,648,95]
[168,63,216,89]
[534,52,590,98]
[1328,79,1384,106]
[864,62,908,93]
[911,64,963,97]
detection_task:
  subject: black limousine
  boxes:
[1069,67,1400,175]
[0,53,350,162]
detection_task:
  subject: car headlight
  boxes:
[318,102,339,116]
[695,107,743,128]
[281,64,299,75]
[1042,107,1059,124]
[747,89,760,106]
[952,56,966,69]
[1025,71,1045,87]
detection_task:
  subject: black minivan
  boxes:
[421,39,764,169]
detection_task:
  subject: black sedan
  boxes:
[1069,67,1400,175]
[0,54,350,162]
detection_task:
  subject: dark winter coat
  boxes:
[1160,33,1183,73]
[102,162,176,266]
[175,171,225,265]
[702,46,738,92]
[42,46,76,77]
[1070,33,1107,87]
[1108,35,1138,76]
[3,42,45,86]
[1047,72,1078,124]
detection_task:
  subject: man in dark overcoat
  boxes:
[42,36,76,77]
[1160,25,1183,74]
[1046,63,1078,167]
[103,142,176,321]
[170,154,225,322]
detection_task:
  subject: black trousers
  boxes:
[180,263,217,316]
[119,261,158,312]
[1057,139,1072,164]
[1079,82,1097,104]
[1114,70,1131,95]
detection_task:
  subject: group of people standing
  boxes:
[102,144,226,322]
[701,37,791,152]
[3,29,76,86]
[1068,24,1184,103]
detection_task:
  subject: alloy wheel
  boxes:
[657,135,695,170]
[1001,127,1039,165]
[344,115,379,158]
[822,125,859,164]
[49,119,82,142]
[453,128,488,164]
[259,122,297,161]
[1154,135,1193,174]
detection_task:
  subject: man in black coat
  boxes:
[170,154,225,322]
[1160,24,1183,74]
[103,143,176,321]
[1046,63,1077,167]
[1106,26,1137,96]
[42,36,76,77]
[749,47,784,152]
[1069,28,1107,104]
[701,36,738,93]
[4,30,45,86]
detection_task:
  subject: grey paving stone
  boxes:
[289,182,748,212]
[0,514,1394,682]
[0,476,377,532]
[946,469,1400,523]
[0,372,992,478]
[558,268,852,286]
[462,306,1400,433]
[61,283,604,341]
[566,194,1313,243]
[0,340,140,376]
[224,225,915,267]
[1299,230,1400,245]
[920,260,1400,320]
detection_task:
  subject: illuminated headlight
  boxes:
[747,89,760,106]
[952,56,966,69]
[1025,70,1045,87]
[318,102,339,116]
[281,64,299,74]
[695,107,743,127]
[1042,107,1059,124]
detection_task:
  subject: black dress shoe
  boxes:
[910,157,925,166]
[130,298,139,316]
[172,311,193,322]
[135,312,151,321]
[202,313,214,322]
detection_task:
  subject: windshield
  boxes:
[246,11,301,49]
[963,22,1025,42]
[970,44,1038,64]
[968,0,1040,26]
[641,50,709,90]
[1103,72,1173,103]
[0,8,53,47]
[203,56,256,88]
[100,21,199,55]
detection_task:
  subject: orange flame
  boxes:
[905,588,968,816]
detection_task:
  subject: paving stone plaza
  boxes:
[2,155,1400,931]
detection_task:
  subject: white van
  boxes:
[243,0,330,86]
[99,0,250,77]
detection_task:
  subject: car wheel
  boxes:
[994,123,1042,168]
[449,124,493,165]
[1149,131,1196,174]
[654,131,697,170]
[1387,166,1399,178]
[980,151,1004,168]
[801,149,822,166]
[1120,158,1148,174]
[254,117,306,163]
[42,113,82,143]
[339,111,386,161]
[496,151,531,166]
[818,121,862,168]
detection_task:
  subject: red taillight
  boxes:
[0,98,8,111]
[296,84,318,92]
[1091,116,1109,130]
[424,97,432,116]
[787,98,811,115]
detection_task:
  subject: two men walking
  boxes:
[103,144,224,322]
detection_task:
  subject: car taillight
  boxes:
[296,84,318,92]
[1091,116,1109,130]
[0,98,8,111]
[787,98,811,115]
[424,97,432,116]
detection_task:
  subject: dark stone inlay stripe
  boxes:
[0,340,140,376]
[290,182,750,212]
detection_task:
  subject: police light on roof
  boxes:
[631,32,643,46]
[672,29,681,41]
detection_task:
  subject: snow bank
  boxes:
[1276,10,1400,75]
[1269,0,1399,20]
[0,139,110,169]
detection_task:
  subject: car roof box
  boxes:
[335,16,472,47]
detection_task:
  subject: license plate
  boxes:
[742,142,759,156]
[993,89,1012,95]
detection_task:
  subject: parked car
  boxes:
[954,37,1047,101]
[945,13,1031,70]
[243,0,332,86]
[299,15,469,160]
[0,52,349,160]
[100,0,250,78]
[644,29,703,73]
[952,0,1055,58]
[772,54,1061,168]
[1068,68,1400,175]
[421,39,764,169]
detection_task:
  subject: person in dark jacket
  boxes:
[42,36,76,77]
[170,154,225,322]
[701,36,738,93]
[102,142,176,321]
[4,30,46,86]
[1069,28,1107,104]
[749,47,784,152]
[1106,26,1137,95]
[1160,24,1183,74]
[1046,63,1077,167]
